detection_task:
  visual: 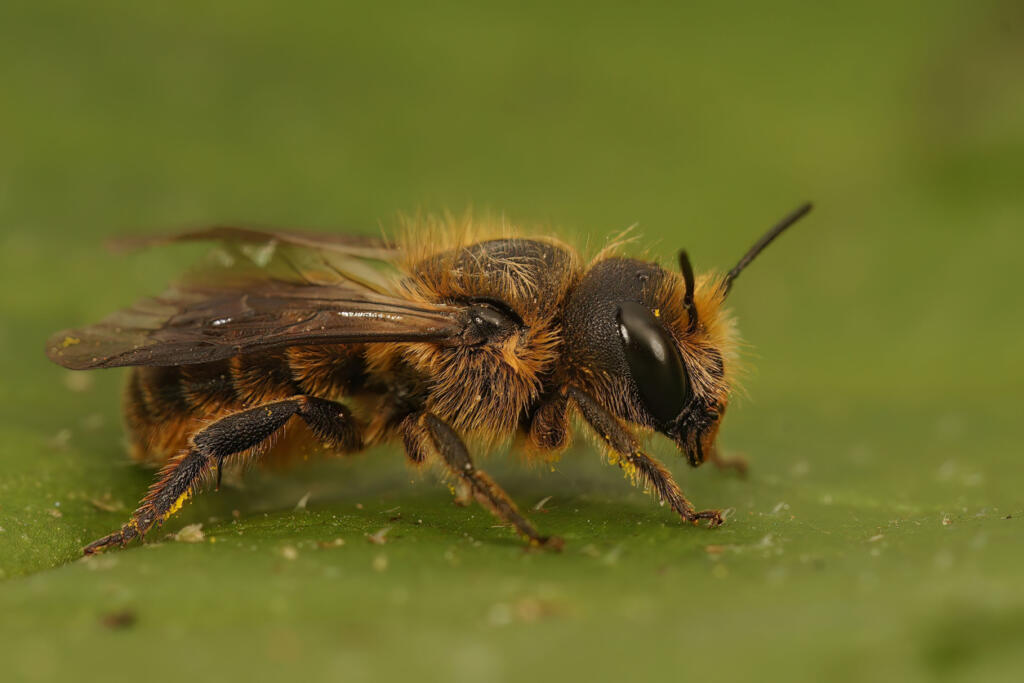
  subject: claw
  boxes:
[698,509,725,527]
[83,522,141,555]
[83,530,125,555]
[540,535,565,552]
[526,535,564,553]
[682,508,724,528]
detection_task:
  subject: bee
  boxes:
[47,204,812,554]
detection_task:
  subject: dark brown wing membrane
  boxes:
[47,279,469,370]
[48,225,462,369]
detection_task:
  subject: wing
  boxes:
[47,227,466,370]
[110,224,403,294]
[108,225,397,261]
[46,280,469,369]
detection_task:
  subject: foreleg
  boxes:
[567,386,723,527]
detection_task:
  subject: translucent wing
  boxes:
[47,228,467,370]
[109,225,397,261]
[110,225,401,294]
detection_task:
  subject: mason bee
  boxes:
[47,204,812,554]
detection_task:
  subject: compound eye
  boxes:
[616,301,691,427]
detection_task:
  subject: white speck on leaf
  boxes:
[173,523,205,543]
[366,527,391,545]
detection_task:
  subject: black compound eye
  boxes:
[616,301,691,427]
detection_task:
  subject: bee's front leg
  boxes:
[403,412,563,550]
[567,386,723,528]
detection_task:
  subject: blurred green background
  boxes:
[1,1,1022,681]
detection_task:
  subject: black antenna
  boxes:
[721,202,813,297]
[677,250,698,332]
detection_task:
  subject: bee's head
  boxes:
[564,203,812,465]
[563,255,731,465]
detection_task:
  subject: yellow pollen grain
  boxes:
[166,490,191,518]
[653,309,661,318]
[61,336,81,348]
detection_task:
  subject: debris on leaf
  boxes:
[100,610,136,630]
[489,597,564,626]
[172,523,205,543]
[317,538,345,549]
[89,494,124,513]
[372,554,388,572]
[280,545,298,560]
[49,508,63,518]
[366,527,391,545]
[533,495,553,512]
[295,492,311,511]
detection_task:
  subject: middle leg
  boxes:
[402,412,562,549]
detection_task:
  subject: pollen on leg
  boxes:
[165,490,192,518]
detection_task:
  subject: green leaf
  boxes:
[2,2,1022,682]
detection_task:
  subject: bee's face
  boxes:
[563,257,732,465]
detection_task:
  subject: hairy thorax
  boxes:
[394,238,580,438]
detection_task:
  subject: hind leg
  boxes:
[85,395,361,554]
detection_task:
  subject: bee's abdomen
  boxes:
[124,346,367,464]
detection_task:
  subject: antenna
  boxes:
[677,250,698,332]
[721,202,813,296]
